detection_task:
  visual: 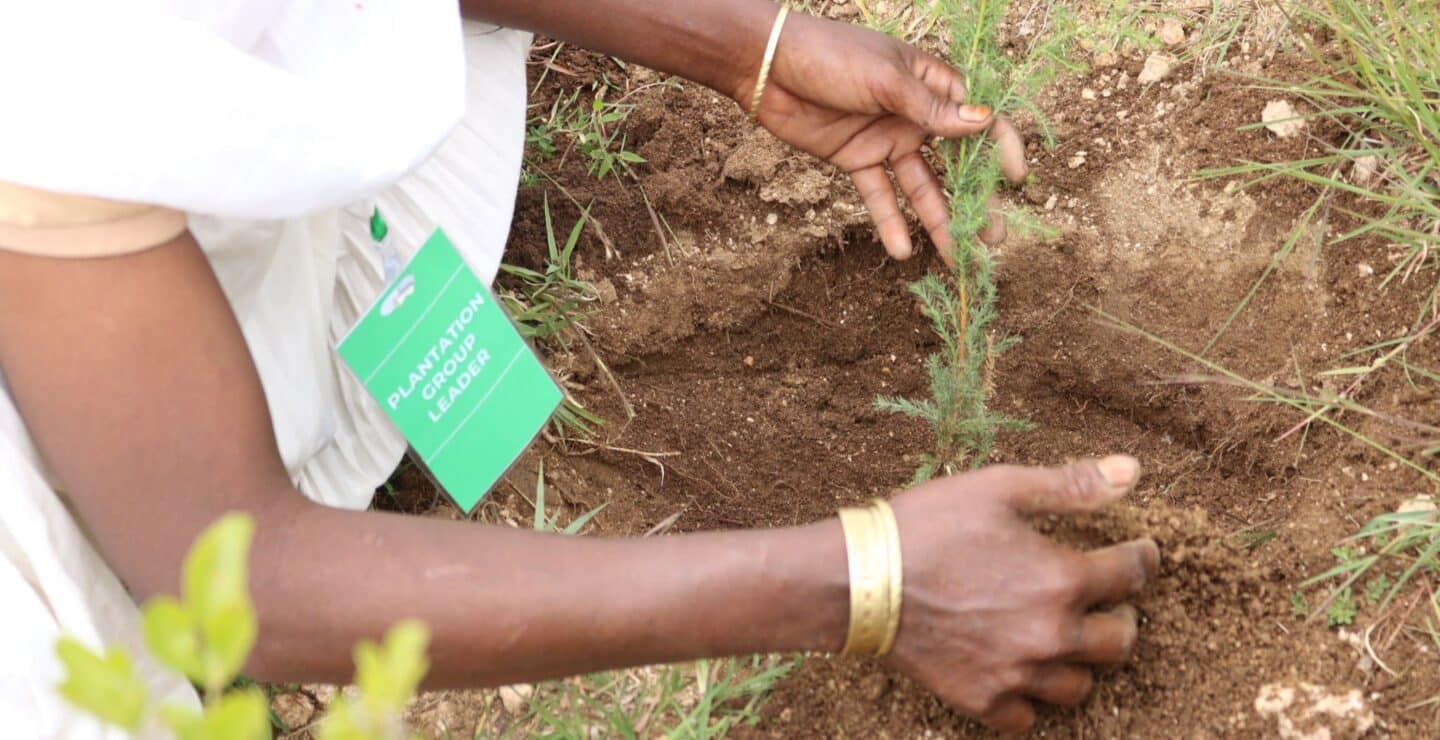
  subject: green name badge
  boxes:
[338,229,562,514]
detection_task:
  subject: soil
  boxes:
[380,9,1440,739]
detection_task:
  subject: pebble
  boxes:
[498,683,533,714]
[1138,53,1174,84]
[1081,87,1097,101]
[1159,18,1186,46]
[271,693,316,730]
[765,212,778,226]
[1262,100,1305,138]
[1352,154,1380,186]
[1068,151,1088,169]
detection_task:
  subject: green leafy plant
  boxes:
[1365,574,1392,606]
[1326,587,1358,627]
[1290,591,1310,619]
[877,0,1075,482]
[528,460,608,535]
[499,195,606,439]
[55,513,431,739]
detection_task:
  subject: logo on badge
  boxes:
[381,274,417,316]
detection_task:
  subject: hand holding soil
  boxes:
[742,13,1028,262]
[886,456,1160,734]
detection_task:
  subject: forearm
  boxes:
[459,0,778,102]
[0,232,847,689]
[248,496,847,686]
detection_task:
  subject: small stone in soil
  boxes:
[1159,18,1186,46]
[1262,100,1305,138]
[1138,53,1174,84]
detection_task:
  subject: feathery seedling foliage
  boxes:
[878,0,1075,482]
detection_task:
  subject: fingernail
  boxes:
[1096,455,1139,489]
[958,104,992,122]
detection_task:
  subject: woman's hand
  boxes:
[886,456,1159,734]
[741,12,1028,264]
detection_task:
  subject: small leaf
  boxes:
[561,503,607,535]
[142,596,201,679]
[184,514,255,624]
[54,638,148,730]
[182,513,258,690]
[162,688,271,740]
[198,602,258,691]
[354,620,431,715]
[314,698,368,740]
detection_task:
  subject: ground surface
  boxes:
[313,3,1440,737]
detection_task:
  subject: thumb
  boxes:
[885,66,995,138]
[978,456,1141,515]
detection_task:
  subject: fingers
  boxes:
[990,116,1029,183]
[1069,605,1140,665]
[891,151,955,266]
[1026,664,1094,707]
[977,194,1007,246]
[1079,539,1161,607]
[911,52,969,108]
[980,697,1037,736]
[980,455,1141,515]
[889,57,994,138]
[850,167,913,260]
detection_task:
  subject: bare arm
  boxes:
[461,0,1031,260]
[0,233,1157,734]
[0,233,848,687]
[458,0,776,103]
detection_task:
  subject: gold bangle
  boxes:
[838,504,886,656]
[749,4,790,123]
[871,500,904,657]
[838,499,903,657]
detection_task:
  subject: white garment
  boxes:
[0,5,530,735]
[0,0,465,219]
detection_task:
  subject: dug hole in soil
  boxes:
[394,29,1440,740]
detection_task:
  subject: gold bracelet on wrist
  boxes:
[838,499,903,657]
[749,4,790,123]
[872,499,904,657]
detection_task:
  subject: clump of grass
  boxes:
[1201,0,1439,324]
[497,466,795,739]
[877,0,1075,482]
[509,656,794,739]
[499,196,605,438]
[525,85,647,183]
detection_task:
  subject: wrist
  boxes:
[765,518,850,654]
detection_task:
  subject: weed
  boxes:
[876,0,1075,482]
[1365,574,1392,606]
[498,196,606,439]
[1291,591,1310,619]
[526,460,607,536]
[1326,587,1358,627]
[529,87,647,182]
[514,656,796,739]
[500,196,597,346]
